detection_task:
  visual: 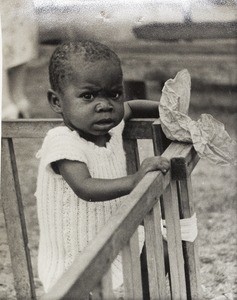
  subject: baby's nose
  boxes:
[95,100,113,112]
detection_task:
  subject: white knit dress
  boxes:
[35,120,136,292]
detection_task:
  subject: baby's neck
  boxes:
[64,122,111,147]
[79,130,111,147]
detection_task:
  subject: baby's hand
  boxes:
[134,156,170,186]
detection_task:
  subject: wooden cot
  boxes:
[1,118,200,299]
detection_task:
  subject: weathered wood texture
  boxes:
[91,269,113,300]
[144,201,167,300]
[1,119,201,300]
[101,269,113,300]
[177,178,201,300]
[1,139,36,299]
[41,139,199,299]
[163,183,187,299]
[2,118,155,139]
[122,230,143,299]
[153,122,188,298]
[41,170,170,299]
[123,138,140,175]
[152,121,201,299]
[152,120,171,155]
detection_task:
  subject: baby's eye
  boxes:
[80,93,94,100]
[109,91,122,100]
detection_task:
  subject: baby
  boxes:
[35,40,169,294]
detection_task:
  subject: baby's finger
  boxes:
[161,168,168,174]
[159,159,170,174]
[158,157,170,164]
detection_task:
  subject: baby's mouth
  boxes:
[93,118,115,130]
[95,118,114,125]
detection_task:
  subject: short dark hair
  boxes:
[49,40,122,93]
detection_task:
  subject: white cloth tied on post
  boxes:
[111,214,197,292]
[112,213,198,292]
[159,69,237,166]
[157,69,236,245]
[161,213,198,243]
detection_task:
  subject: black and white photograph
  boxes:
[1,0,237,299]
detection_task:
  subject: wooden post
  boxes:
[162,183,187,300]
[92,283,102,300]
[171,156,201,299]
[152,120,171,220]
[1,138,36,299]
[123,138,140,175]
[122,230,143,300]
[1,119,201,300]
[152,120,170,156]
[101,268,114,300]
[177,178,201,300]
[152,119,200,299]
[143,201,167,300]
[92,269,114,300]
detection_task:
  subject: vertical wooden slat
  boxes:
[163,182,187,300]
[93,271,113,300]
[92,283,102,300]
[177,178,201,300]
[123,138,143,299]
[152,120,170,156]
[1,138,36,299]
[122,230,143,300]
[101,268,114,300]
[152,120,170,219]
[123,139,140,175]
[144,201,167,300]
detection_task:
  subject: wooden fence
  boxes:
[1,118,201,299]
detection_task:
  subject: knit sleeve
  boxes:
[37,126,88,174]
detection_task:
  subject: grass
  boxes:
[0,45,236,299]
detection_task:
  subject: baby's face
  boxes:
[60,59,124,142]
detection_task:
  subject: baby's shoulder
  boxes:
[37,126,88,162]
[46,125,72,138]
[42,126,81,150]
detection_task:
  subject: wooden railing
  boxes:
[1,119,201,299]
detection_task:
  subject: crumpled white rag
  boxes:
[159,69,237,166]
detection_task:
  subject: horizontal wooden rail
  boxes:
[2,118,156,140]
[2,119,63,139]
[2,119,200,299]
[41,141,199,300]
[41,172,169,299]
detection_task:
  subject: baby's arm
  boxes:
[56,156,169,202]
[124,99,159,121]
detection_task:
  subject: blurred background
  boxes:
[1,0,237,299]
[31,0,237,118]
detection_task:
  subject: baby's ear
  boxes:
[47,89,62,114]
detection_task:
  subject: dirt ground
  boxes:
[0,45,236,299]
